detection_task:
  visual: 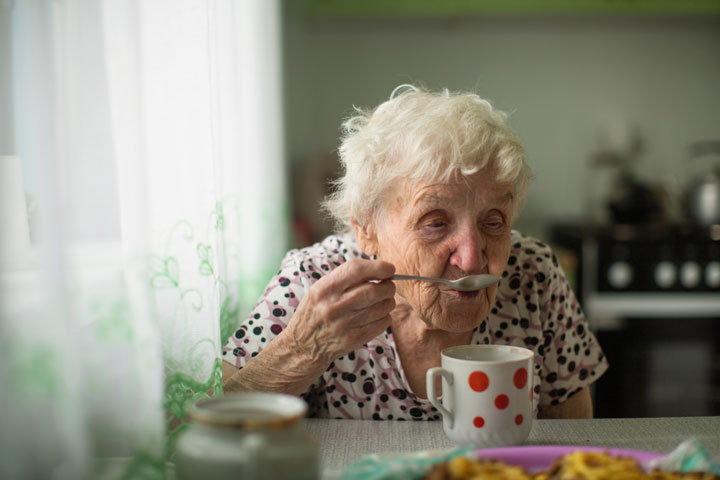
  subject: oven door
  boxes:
[593,315,720,418]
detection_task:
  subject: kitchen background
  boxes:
[282,1,720,419]
[1,0,719,423]
[282,2,720,243]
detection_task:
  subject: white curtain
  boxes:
[0,0,288,478]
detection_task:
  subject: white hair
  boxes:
[322,85,530,230]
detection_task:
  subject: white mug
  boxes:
[426,344,534,447]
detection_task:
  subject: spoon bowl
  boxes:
[392,274,501,292]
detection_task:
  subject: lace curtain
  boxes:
[0,0,288,478]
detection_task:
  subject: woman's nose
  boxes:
[448,226,486,273]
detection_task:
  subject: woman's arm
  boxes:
[537,386,593,419]
[222,329,327,395]
[223,258,396,395]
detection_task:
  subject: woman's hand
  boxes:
[223,258,396,396]
[286,258,396,366]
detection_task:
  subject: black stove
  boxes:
[550,222,720,418]
[551,223,720,319]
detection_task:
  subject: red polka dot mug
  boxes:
[426,345,534,447]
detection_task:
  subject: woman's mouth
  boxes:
[454,290,480,299]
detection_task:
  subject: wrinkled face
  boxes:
[364,172,513,333]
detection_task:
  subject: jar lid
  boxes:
[188,392,308,429]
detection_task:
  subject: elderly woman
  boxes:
[222,85,608,420]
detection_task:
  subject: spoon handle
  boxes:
[392,274,444,284]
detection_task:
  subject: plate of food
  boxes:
[478,445,661,472]
[422,446,717,480]
[342,440,720,480]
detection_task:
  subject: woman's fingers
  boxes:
[287,258,399,363]
[342,278,396,311]
[326,258,395,293]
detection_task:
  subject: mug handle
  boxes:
[426,367,454,428]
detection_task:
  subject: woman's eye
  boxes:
[419,220,448,238]
[484,221,507,233]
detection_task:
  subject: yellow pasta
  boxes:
[423,451,719,480]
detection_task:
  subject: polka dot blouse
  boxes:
[223,230,608,420]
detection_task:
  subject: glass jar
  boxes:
[174,392,318,480]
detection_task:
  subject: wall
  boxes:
[282,2,720,241]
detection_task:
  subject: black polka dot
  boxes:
[363,381,375,394]
[392,389,407,400]
[409,408,423,418]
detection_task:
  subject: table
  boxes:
[305,416,720,478]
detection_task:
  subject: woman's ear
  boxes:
[350,217,379,256]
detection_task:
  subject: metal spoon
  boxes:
[392,274,501,292]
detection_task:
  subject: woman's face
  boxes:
[364,172,513,333]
